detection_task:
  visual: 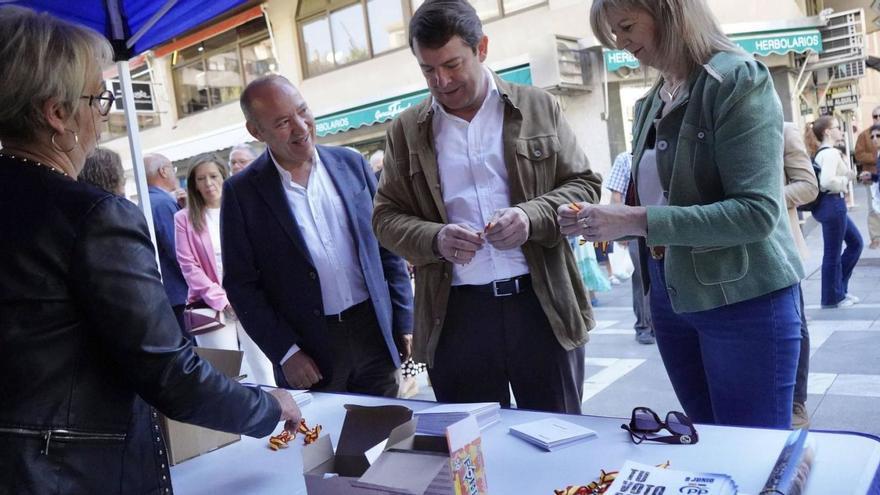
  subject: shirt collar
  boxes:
[269,147,321,190]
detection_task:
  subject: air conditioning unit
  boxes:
[807,9,867,84]
[529,35,595,94]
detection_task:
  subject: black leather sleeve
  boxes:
[70,196,281,437]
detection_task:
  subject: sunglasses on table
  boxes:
[621,407,698,445]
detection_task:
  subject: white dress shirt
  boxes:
[205,207,223,279]
[271,149,370,363]
[432,67,530,286]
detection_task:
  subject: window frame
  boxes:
[171,21,273,118]
[297,0,413,78]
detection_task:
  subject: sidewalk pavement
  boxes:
[410,187,880,437]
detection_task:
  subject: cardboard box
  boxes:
[302,404,489,495]
[160,347,244,465]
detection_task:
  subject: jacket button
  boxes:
[668,286,677,296]
[309,271,317,280]
[533,149,543,158]
[697,131,706,139]
[657,140,668,151]
[313,309,321,317]
[434,318,441,327]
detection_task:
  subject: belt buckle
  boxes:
[492,277,519,297]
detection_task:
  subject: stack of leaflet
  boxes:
[605,461,738,495]
[414,402,500,436]
[508,417,597,451]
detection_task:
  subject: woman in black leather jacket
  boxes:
[0,7,301,494]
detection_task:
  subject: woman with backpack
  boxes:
[804,116,863,308]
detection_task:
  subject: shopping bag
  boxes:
[570,237,611,292]
[183,301,226,335]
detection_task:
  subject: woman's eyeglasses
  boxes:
[872,134,880,140]
[81,90,116,116]
[621,407,698,445]
[873,114,880,119]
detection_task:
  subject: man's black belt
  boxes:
[453,274,532,297]
[325,299,371,323]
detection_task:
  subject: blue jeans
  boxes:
[812,194,863,306]
[648,259,801,428]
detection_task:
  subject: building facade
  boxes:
[101,0,870,198]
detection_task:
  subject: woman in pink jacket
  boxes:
[175,154,275,386]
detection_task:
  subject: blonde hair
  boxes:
[186,154,228,233]
[0,6,113,141]
[590,0,740,75]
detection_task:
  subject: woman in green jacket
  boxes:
[560,0,804,429]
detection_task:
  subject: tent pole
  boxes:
[117,60,159,259]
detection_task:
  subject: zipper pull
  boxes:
[41,430,52,456]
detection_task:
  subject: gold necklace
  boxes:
[662,80,685,101]
[0,152,70,178]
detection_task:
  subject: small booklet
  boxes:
[414,402,500,436]
[508,417,598,451]
[605,461,738,495]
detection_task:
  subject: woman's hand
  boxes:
[558,203,648,241]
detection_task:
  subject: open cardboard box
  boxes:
[159,347,244,465]
[303,404,488,495]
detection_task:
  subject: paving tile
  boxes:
[809,332,880,375]
[808,395,880,438]
[826,374,880,398]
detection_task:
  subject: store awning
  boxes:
[603,28,823,72]
[315,64,532,137]
[146,122,253,162]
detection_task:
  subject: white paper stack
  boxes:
[414,402,500,436]
[606,461,738,495]
[508,417,597,451]
[291,390,313,407]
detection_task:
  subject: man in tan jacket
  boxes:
[372,0,601,413]
[782,122,819,429]
[853,107,880,248]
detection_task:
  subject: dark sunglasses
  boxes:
[873,114,880,119]
[621,407,698,445]
[872,134,880,139]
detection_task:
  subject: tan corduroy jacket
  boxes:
[782,122,819,262]
[372,72,602,366]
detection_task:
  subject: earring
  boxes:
[51,129,78,153]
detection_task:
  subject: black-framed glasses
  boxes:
[81,90,115,116]
[873,114,880,119]
[621,407,698,445]
[872,134,880,139]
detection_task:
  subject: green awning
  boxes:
[603,28,823,72]
[315,64,532,136]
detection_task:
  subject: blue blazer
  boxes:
[221,145,413,382]
[149,185,188,306]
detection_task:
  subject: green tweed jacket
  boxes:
[632,51,804,313]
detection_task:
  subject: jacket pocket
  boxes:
[516,135,560,194]
[691,245,748,285]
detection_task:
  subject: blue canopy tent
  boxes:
[8,0,250,246]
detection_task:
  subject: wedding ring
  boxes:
[579,218,589,228]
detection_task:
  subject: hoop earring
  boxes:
[51,129,78,153]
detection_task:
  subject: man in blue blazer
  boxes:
[145,153,190,338]
[221,75,413,397]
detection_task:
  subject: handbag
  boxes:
[183,300,226,335]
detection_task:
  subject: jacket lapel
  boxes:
[250,154,315,266]
[415,98,448,224]
[195,220,219,282]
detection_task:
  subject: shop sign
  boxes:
[603,29,823,72]
[110,81,154,112]
[315,65,532,137]
[830,94,859,111]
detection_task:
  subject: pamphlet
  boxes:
[414,402,500,436]
[508,417,598,451]
[605,461,738,495]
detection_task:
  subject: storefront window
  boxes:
[297,0,405,77]
[367,0,406,54]
[99,69,161,143]
[171,18,273,117]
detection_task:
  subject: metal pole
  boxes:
[118,60,160,261]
